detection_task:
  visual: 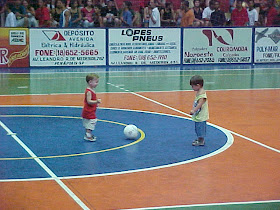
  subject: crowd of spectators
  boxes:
[0,0,280,28]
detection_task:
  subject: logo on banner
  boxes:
[8,45,29,67]
[268,29,280,44]
[121,29,163,41]
[255,28,268,43]
[9,30,26,45]
[43,31,66,41]
[255,28,280,44]
[202,29,233,46]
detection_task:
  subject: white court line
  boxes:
[122,200,280,210]
[107,82,280,154]
[0,120,90,210]
[107,82,192,117]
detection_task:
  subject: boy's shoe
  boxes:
[192,139,205,146]
[84,135,97,142]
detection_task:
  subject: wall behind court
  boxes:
[0,27,279,68]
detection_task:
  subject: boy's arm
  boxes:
[190,98,206,115]
[86,91,101,105]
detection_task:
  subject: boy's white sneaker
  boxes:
[84,135,97,142]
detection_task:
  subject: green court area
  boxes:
[0,66,280,95]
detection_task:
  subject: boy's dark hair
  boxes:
[86,73,99,83]
[190,75,204,86]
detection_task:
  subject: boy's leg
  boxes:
[193,121,206,146]
[83,118,97,141]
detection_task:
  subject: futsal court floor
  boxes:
[0,64,280,210]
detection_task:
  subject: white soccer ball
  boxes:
[124,124,139,140]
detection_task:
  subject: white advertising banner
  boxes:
[183,28,252,64]
[30,29,106,66]
[109,28,180,65]
[254,27,280,63]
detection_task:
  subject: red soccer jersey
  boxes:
[35,7,50,27]
[266,7,278,26]
[82,88,97,119]
[231,8,249,26]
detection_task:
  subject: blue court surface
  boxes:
[0,106,232,180]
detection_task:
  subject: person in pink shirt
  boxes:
[81,0,94,27]
[265,0,278,26]
[35,0,50,27]
[231,0,249,26]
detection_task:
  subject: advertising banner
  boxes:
[0,28,29,68]
[254,27,280,63]
[183,28,252,64]
[109,28,181,65]
[30,29,106,66]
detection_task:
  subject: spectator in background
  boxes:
[93,4,103,27]
[231,0,249,26]
[102,0,120,27]
[265,0,278,26]
[210,1,226,26]
[175,0,185,26]
[35,0,50,27]
[81,0,94,27]
[22,0,38,27]
[148,0,160,27]
[66,0,71,8]
[98,0,107,7]
[157,0,166,10]
[0,0,7,27]
[58,0,71,27]
[192,0,204,27]
[69,0,82,27]
[186,0,194,8]
[229,0,235,12]
[52,0,64,27]
[160,2,175,27]
[5,3,17,27]
[181,1,195,27]
[120,1,133,27]
[143,2,150,27]
[202,0,215,26]
[258,0,267,26]
[247,0,259,26]
[50,13,58,26]
[133,7,142,27]
[12,0,28,27]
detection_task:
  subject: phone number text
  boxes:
[35,49,99,56]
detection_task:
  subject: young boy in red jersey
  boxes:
[82,73,101,141]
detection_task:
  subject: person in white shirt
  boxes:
[5,3,17,27]
[202,0,215,26]
[247,0,259,26]
[148,0,160,27]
